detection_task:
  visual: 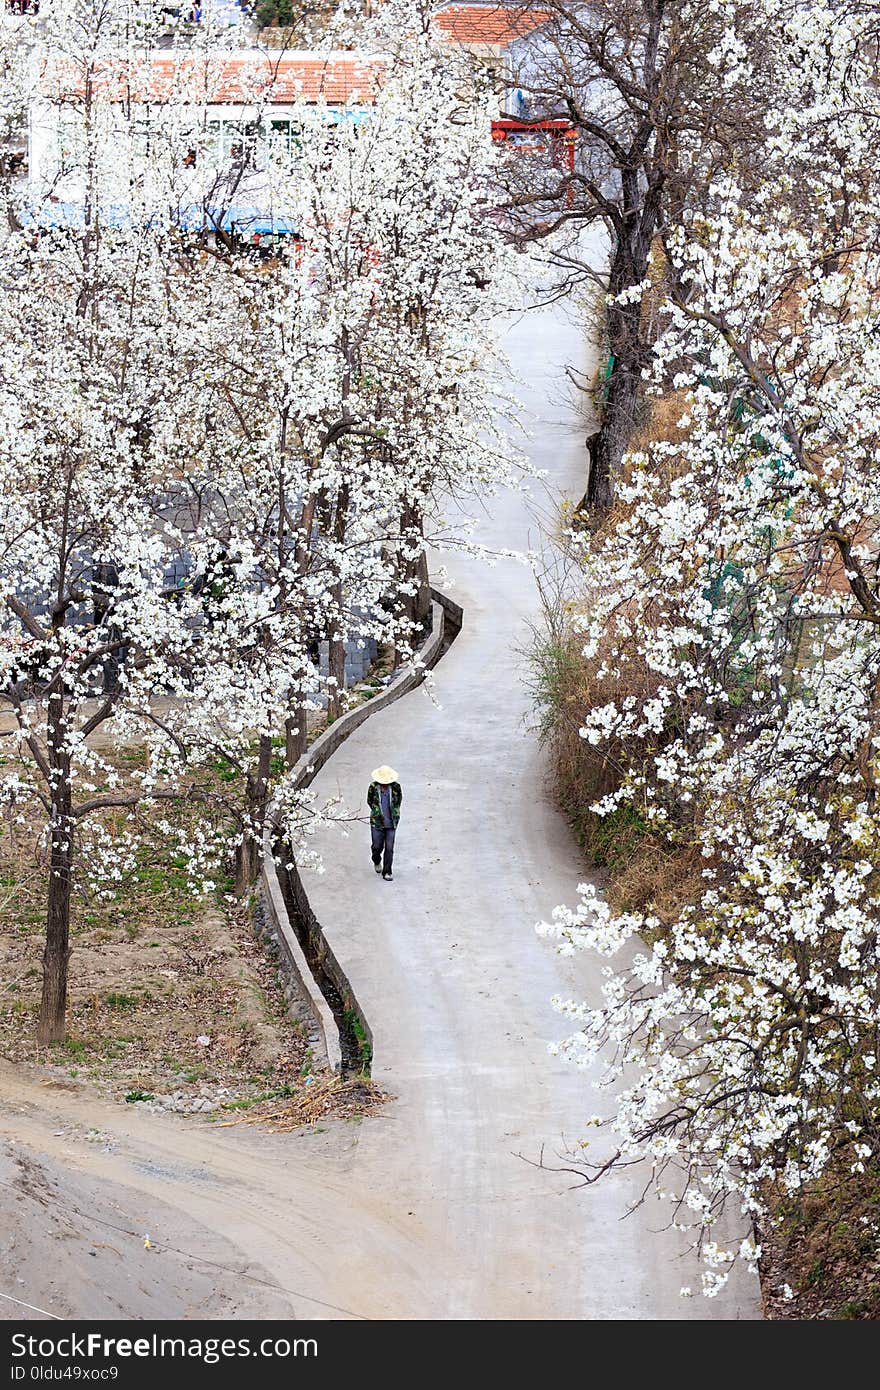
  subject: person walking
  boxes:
[367,765,402,881]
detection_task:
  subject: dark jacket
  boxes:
[368,781,402,829]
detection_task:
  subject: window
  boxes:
[202,117,301,169]
[266,119,301,165]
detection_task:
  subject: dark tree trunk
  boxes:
[38,691,72,1045]
[413,548,431,632]
[585,354,642,510]
[285,704,308,769]
[235,733,272,895]
[398,503,431,636]
[38,828,72,1044]
[234,837,262,894]
[327,482,350,722]
[328,628,345,721]
[585,198,658,510]
[93,562,122,694]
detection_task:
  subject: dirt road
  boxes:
[0,1062,395,1320]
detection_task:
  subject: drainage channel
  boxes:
[270,853,367,1076]
[277,591,463,1078]
[428,589,463,664]
[277,874,366,1075]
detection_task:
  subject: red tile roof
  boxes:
[41,53,383,107]
[432,4,550,46]
[40,12,549,110]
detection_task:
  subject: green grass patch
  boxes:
[211,755,241,783]
[589,803,649,869]
[104,992,138,1013]
[343,1007,372,1072]
[221,1085,296,1112]
[836,1300,867,1320]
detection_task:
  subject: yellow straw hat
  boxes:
[371,765,399,783]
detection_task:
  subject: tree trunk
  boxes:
[327,482,351,722]
[582,168,661,511]
[37,827,72,1044]
[328,627,345,722]
[234,837,262,895]
[235,733,272,895]
[587,277,646,508]
[398,503,431,636]
[38,691,72,1045]
[585,355,643,511]
[413,548,431,632]
[93,561,121,694]
[285,704,308,769]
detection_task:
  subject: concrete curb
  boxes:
[262,591,460,1072]
[260,846,341,1073]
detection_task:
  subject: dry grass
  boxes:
[0,743,328,1113]
[220,1074,393,1132]
[626,386,696,462]
[760,1162,880,1319]
[535,615,700,918]
[610,837,705,922]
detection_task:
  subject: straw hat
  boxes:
[371,765,399,784]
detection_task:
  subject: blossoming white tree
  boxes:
[0,3,251,1043]
[0,0,518,1039]
[537,0,880,1294]
[174,0,519,871]
[501,0,777,509]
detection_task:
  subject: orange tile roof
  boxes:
[41,52,383,107]
[432,3,550,46]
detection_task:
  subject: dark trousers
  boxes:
[371,825,395,874]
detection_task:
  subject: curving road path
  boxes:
[0,292,761,1322]
[298,293,762,1319]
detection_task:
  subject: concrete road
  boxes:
[299,294,763,1319]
